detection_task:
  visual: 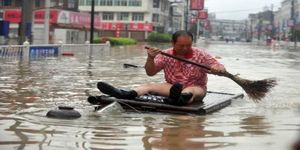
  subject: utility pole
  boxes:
[44,0,50,44]
[169,3,174,33]
[90,0,95,44]
[291,0,297,49]
[185,0,189,31]
[19,0,34,44]
[270,4,275,38]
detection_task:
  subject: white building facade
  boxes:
[79,0,183,40]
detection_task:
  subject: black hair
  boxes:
[172,30,194,43]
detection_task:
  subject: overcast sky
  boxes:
[204,0,283,20]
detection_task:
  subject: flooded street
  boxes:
[0,42,299,150]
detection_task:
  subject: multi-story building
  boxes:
[1,0,185,44]
[247,10,274,41]
[210,17,247,41]
[78,0,183,40]
[1,0,98,44]
[274,0,300,41]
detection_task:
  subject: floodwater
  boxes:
[0,41,299,150]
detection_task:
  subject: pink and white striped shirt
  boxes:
[154,47,223,90]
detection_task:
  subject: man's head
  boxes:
[171,30,194,55]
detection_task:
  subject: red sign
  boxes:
[3,9,22,23]
[34,10,59,24]
[100,22,125,30]
[100,22,152,32]
[190,0,204,10]
[4,9,152,31]
[3,9,101,29]
[128,23,152,31]
[198,10,208,19]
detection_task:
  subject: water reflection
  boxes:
[229,115,272,136]
[143,116,234,150]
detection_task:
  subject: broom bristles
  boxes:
[233,77,277,102]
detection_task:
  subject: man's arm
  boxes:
[144,57,157,76]
[144,47,161,76]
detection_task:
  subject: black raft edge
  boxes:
[91,92,244,115]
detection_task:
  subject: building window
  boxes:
[68,0,76,8]
[87,0,92,5]
[102,12,114,20]
[35,0,42,7]
[2,0,12,6]
[95,0,100,5]
[99,0,112,6]
[114,0,121,6]
[107,0,113,6]
[117,12,129,21]
[132,13,144,21]
[114,0,127,6]
[120,0,127,6]
[79,0,85,5]
[152,14,159,22]
[50,0,57,7]
[100,0,105,5]
[153,0,160,8]
[128,0,141,6]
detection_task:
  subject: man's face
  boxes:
[172,35,193,55]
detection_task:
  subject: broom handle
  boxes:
[145,46,235,79]
[160,51,211,71]
[145,46,212,70]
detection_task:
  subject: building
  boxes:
[1,0,186,44]
[274,0,299,41]
[210,18,247,41]
[78,0,183,41]
[1,0,96,44]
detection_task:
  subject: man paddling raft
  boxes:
[97,30,226,106]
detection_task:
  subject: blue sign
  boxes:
[0,21,10,37]
[29,46,59,57]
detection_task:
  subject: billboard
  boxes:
[190,0,204,10]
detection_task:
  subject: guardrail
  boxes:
[0,42,110,61]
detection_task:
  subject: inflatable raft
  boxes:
[88,91,244,115]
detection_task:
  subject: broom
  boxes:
[145,46,277,102]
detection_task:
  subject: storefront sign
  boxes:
[128,23,153,31]
[4,9,152,31]
[3,9,101,29]
[190,0,204,10]
[3,9,22,23]
[101,22,152,32]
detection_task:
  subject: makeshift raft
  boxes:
[89,91,244,115]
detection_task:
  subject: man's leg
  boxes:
[182,86,206,104]
[133,82,172,97]
[98,81,173,99]
[97,82,138,99]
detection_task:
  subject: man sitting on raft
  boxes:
[98,30,226,106]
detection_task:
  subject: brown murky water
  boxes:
[0,42,299,150]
